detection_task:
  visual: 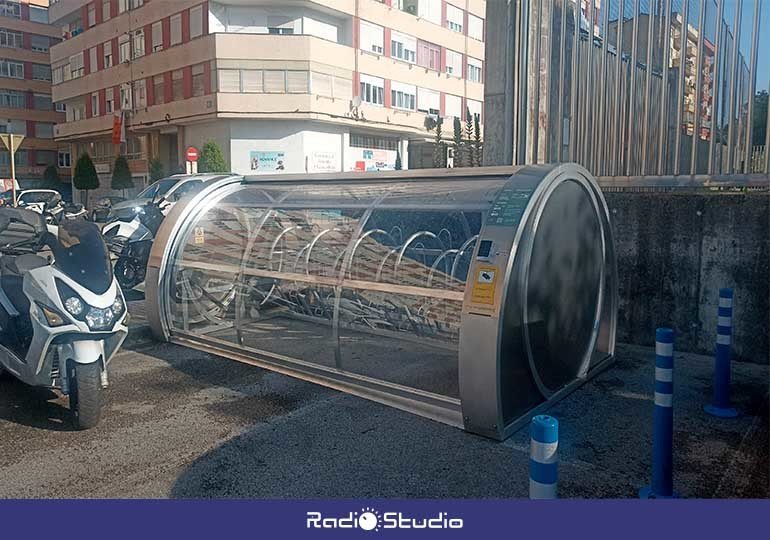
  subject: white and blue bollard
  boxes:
[529,414,558,499]
[640,327,678,499]
[704,288,739,418]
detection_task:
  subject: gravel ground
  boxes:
[0,340,767,499]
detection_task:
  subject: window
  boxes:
[286,71,308,93]
[69,53,84,78]
[359,21,383,55]
[102,1,111,22]
[120,83,132,109]
[36,123,54,138]
[118,34,130,63]
[241,70,262,93]
[105,91,114,113]
[0,59,23,78]
[467,98,482,121]
[91,93,99,116]
[133,79,146,108]
[153,75,165,104]
[170,14,182,46]
[391,81,416,110]
[33,93,52,110]
[171,69,183,100]
[29,5,47,24]
[58,150,71,168]
[0,89,25,108]
[446,4,464,33]
[89,47,97,72]
[416,0,441,24]
[192,64,205,96]
[446,49,462,77]
[103,41,113,68]
[118,0,128,14]
[52,65,63,84]
[132,29,144,59]
[268,26,293,35]
[87,4,96,27]
[67,100,85,121]
[359,74,384,106]
[0,119,25,135]
[417,40,440,71]
[0,150,28,165]
[30,35,49,52]
[0,29,22,49]
[32,64,51,81]
[36,150,56,166]
[55,102,66,112]
[263,70,286,93]
[217,69,240,92]
[468,13,483,41]
[417,87,440,116]
[152,21,162,51]
[445,94,462,119]
[468,57,482,83]
[391,31,416,63]
[0,1,20,19]
[129,0,144,9]
[398,0,418,16]
[350,133,399,151]
[190,5,203,39]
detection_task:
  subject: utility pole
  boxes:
[0,133,25,206]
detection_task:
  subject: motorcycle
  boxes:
[0,207,128,429]
[102,199,165,290]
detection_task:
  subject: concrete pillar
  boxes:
[482,0,510,166]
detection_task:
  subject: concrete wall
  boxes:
[606,191,769,364]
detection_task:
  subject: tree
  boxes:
[73,153,99,207]
[198,141,228,173]
[453,116,464,167]
[432,117,445,168]
[395,150,402,170]
[111,155,133,196]
[149,158,165,181]
[41,165,61,190]
[465,109,475,166]
[753,90,768,147]
[473,113,483,167]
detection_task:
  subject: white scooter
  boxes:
[0,207,128,429]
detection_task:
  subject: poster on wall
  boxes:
[351,148,396,172]
[309,151,338,173]
[250,151,286,172]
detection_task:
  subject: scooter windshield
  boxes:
[52,220,113,294]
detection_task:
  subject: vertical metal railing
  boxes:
[494,0,767,175]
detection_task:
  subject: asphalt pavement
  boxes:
[0,338,767,498]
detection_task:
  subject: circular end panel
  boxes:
[524,177,604,394]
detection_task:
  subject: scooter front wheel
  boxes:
[69,362,103,430]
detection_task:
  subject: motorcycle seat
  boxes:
[0,254,49,277]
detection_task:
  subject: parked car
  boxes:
[90,196,126,222]
[106,174,233,222]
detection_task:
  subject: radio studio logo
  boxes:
[306,507,463,532]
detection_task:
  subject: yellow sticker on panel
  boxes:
[471,265,498,305]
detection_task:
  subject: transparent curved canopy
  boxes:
[149,166,617,439]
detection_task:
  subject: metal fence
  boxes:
[486,0,770,176]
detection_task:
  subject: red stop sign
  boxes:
[185,146,199,162]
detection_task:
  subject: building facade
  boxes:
[0,0,69,192]
[49,0,485,200]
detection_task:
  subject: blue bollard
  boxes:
[704,288,739,418]
[529,415,558,499]
[640,327,678,498]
